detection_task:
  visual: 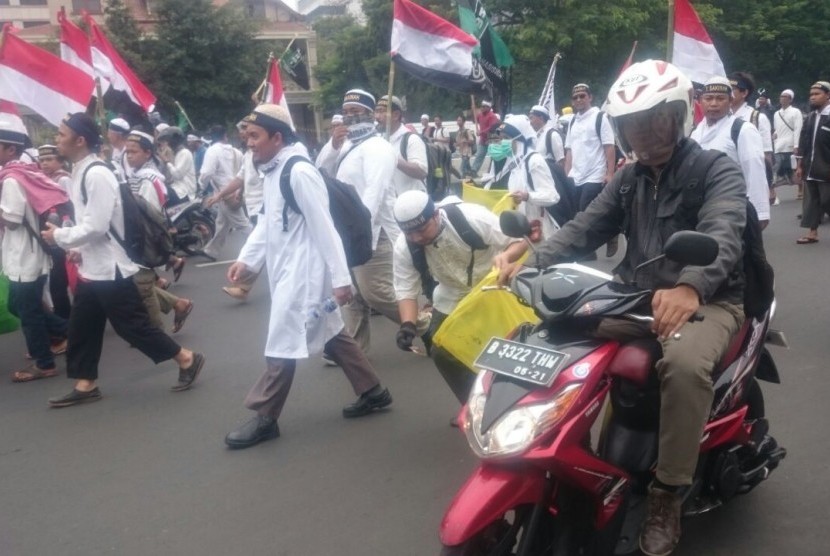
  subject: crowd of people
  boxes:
[2,61,829,556]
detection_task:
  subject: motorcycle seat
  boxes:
[607,320,753,387]
[607,339,661,387]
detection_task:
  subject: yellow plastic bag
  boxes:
[433,268,538,371]
[462,181,513,212]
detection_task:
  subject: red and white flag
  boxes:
[262,56,294,129]
[58,8,95,82]
[391,0,488,94]
[84,14,156,112]
[671,0,726,84]
[0,25,95,126]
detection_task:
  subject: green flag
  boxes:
[457,0,514,98]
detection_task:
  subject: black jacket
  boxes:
[535,139,746,305]
[799,110,830,182]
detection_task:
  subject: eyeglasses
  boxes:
[572,93,588,100]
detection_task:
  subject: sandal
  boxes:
[171,352,205,392]
[11,365,59,383]
[172,258,186,283]
[796,236,819,244]
[172,300,194,333]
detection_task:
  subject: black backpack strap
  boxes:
[79,161,111,205]
[750,109,759,128]
[545,128,554,159]
[406,241,436,301]
[523,151,542,191]
[21,214,54,254]
[334,143,359,174]
[730,119,744,150]
[595,111,604,142]
[279,155,306,232]
[442,203,487,287]
[400,132,412,160]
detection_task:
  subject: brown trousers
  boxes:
[244,330,380,420]
[133,268,181,331]
[593,301,744,485]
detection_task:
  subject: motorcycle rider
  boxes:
[497,60,747,556]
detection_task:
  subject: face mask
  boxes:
[487,139,512,162]
[344,111,377,143]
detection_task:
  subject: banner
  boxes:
[280,42,310,90]
[457,1,514,100]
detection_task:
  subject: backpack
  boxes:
[619,149,775,319]
[280,156,373,268]
[21,198,74,259]
[81,162,174,268]
[523,151,578,227]
[407,203,487,301]
[730,118,774,186]
[402,132,452,201]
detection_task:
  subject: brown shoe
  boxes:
[639,486,682,556]
[222,286,248,301]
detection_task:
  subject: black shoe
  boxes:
[171,353,205,392]
[342,386,392,418]
[48,387,102,408]
[225,415,280,449]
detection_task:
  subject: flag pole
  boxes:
[470,95,479,136]
[258,53,275,105]
[385,61,395,139]
[666,0,676,61]
[173,99,195,130]
[278,36,298,62]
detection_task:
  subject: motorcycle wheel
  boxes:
[182,216,216,256]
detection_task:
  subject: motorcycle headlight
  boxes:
[463,379,583,459]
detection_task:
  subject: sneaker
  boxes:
[639,486,682,556]
[342,386,392,418]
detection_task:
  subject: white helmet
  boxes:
[605,60,694,154]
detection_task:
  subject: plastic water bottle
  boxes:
[61,215,74,228]
[46,208,61,227]
[307,297,339,321]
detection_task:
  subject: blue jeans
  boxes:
[471,145,488,174]
[8,275,67,369]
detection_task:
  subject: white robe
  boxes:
[237,144,352,360]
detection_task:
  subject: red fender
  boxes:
[439,464,547,546]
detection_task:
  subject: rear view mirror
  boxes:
[664,231,719,266]
[500,211,532,239]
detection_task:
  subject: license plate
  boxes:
[474,337,570,387]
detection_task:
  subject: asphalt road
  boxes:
[1,184,829,556]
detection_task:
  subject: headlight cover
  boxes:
[463,378,583,459]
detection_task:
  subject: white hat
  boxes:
[529,105,550,119]
[155,123,170,133]
[186,134,200,142]
[703,76,732,96]
[108,118,130,134]
[481,100,493,108]
[331,114,344,125]
[394,190,435,232]
[0,112,29,146]
[781,89,795,99]
[421,114,430,120]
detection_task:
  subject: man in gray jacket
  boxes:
[498,61,747,556]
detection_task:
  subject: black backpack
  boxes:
[81,162,174,268]
[401,132,452,201]
[523,151,578,227]
[407,203,487,301]
[280,156,373,268]
[729,118,774,186]
[619,149,774,319]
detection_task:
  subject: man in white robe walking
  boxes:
[224,104,392,449]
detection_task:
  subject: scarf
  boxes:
[0,161,69,215]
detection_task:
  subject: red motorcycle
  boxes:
[439,214,787,555]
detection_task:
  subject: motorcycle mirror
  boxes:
[664,231,719,266]
[499,211,532,239]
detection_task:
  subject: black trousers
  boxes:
[577,182,605,212]
[66,275,181,380]
[49,249,72,320]
[801,180,830,230]
[8,275,67,370]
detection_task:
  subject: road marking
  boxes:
[195,259,235,268]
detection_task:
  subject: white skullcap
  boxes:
[0,112,29,146]
[108,118,130,134]
[781,89,794,99]
[394,190,435,232]
[331,114,344,125]
[186,134,200,142]
[421,114,430,120]
[529,105,550,119]
[155,123,170,133]
[246,103,297,133]
[481,100,493,108]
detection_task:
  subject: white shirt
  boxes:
[53,154,138,280]
[734,103,773,153]
[388,125,427,195]
[198,142,242,192]
[393,201,517,314]
[165,148,197,200]
[564,107,615,185]
[691,115,771,221]
[237,150,264,216]
[111,145,131,183]
[774,106,804,153]
[317,135,398,248]
[433,125,451,146]
[130,165,166,211]
[237,144,352,359]
[536,126,565,163]
[508,151,561,239]
[0,177,51,282]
